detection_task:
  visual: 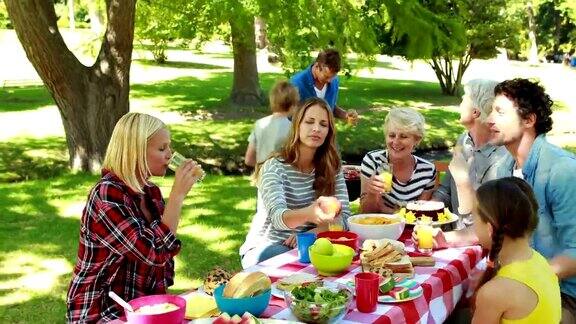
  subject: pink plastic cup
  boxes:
[125,294,186,324]
[355,272,380,313]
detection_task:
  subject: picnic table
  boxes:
[111,230,485,324]
[249,231,484,324]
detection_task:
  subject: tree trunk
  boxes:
[5,0,136,172]
[229,11,265,106]
[68,0,75,30]
[526,1,539,65]
[553,8,562,54]
[255,16,267,49]
[454,53,472,96]
[429,57,459,96]
[88,0,105,34]
[429,54,472,96]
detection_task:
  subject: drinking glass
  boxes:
[168,151,205,182]
[168,151,187,172]
[416,220,434,255]
[377,163,393,193]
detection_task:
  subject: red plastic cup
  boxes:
[355,272,380,313]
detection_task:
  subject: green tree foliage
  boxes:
[0,1,12,28]
[503,0,575,61]
[536,0,576,55]
[135,1,182,63]
[262,0,381,72]
[365,0,516,95]
[426,0,518,95]
[362,0,465,59]
[135,0,267,106]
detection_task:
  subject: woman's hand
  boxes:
[317,196,341,216]
[171,160,202,198]
[366,174,387,195]
[307,196,339,224]
[412,226,448,249]
[284,233,297,248]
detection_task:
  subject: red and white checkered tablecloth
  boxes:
[248,238,485,324]
[109,234,485,324]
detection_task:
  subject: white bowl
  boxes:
[347,214,406,241]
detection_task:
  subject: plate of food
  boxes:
[377,276,423,303]
[396,201,459,227]
[347,276,423,303]
[360,240,414,279]
[270,273,322,299]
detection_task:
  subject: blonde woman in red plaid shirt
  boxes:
[66,113,201,323]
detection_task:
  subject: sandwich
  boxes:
[276,273,320,292]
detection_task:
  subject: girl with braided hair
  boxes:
[471,177,561,324]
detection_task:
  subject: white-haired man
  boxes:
[432,79,509,229]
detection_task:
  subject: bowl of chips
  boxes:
[348,214,406,240]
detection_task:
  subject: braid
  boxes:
[477,228,505,289]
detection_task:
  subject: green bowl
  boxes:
[309,244,355,276]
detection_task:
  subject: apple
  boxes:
[312,238,334,256]
[323,197,341,216]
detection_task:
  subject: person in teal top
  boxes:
[471,177,560,324]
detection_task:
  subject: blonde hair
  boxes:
[464,79,500,122]
[256,98,340,197]
[269,80,299,113]
[384,107,426,141]
[103,113,166,193]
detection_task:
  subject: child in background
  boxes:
[472,177,561,324]
[244,80,299,167]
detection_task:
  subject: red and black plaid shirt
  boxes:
[66,170,181,323]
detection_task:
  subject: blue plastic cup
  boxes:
[297,232,317,263]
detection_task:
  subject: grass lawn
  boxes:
[0,173,257,323]
[1,68,463,181]
[1,56,574,323]
[0,59,462,322]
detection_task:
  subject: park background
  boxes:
[0,1,575,322]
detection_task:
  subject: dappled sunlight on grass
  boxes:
[0,252,72,306]
[0,173,256,320]
[0,86,54,113]
[0,136,69,182]
[178,224,235,241]
[58,201,86,218]
[234,198,256,211]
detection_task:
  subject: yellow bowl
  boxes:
[309,244,354,276]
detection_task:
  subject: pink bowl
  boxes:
[125,294,186,324]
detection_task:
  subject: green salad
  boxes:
[289,283,350,323]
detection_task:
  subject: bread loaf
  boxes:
[223,271,271,298]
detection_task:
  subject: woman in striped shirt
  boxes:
[360,107,436,213]
[240,98,351,269]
